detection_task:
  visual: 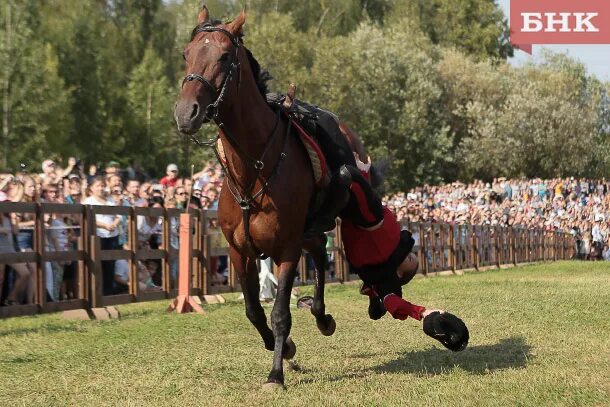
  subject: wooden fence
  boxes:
[0,202,575,318]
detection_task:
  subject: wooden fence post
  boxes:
[90,235,103,308]
[450,224,456,273]
[35,203,46,308]
[167,213,204,314]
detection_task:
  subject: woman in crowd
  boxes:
[11,176,38,303]
[174,186,188,210]
[137,196,163,249]
[82,176,121,295]
[137,196,164,286]
[0,192,34,305]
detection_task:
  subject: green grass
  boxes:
[1,261,609,406]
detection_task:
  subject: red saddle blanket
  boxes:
[289,119,328,187]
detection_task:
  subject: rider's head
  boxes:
[396,252,418,285]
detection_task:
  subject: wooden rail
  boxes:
[0,202,575,318]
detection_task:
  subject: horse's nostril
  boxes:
[190,103,199,120]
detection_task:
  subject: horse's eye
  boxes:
[182,52,187,61]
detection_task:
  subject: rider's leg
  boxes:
[340,165,384,229]
[306,166,352,235]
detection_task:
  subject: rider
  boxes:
[329,155,469,352]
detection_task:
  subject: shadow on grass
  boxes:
[294,337,532,386]
[374,336,532,376]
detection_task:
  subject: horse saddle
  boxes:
[266,92,355,187]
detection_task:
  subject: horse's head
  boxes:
[174,6,245,134]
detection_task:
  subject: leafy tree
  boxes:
[304,21,450,190]
[456,52,604,180]
[388,0,513,60]
[126,47,179,174]
[0,1,72,172]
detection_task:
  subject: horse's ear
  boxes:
[228,10,246,36]
[198,4,210,24]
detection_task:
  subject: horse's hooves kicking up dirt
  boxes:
[316,314,336,336]
[283,337,297,360]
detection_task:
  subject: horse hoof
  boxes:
[283,337,296,360]
[262,382,286,392]
[316,315,336,336]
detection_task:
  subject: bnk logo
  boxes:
[510,0,610,54]
[521,13,599,33]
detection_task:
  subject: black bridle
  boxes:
[181,24,289,247]
[181,25,241,122]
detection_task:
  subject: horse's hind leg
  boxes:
[305,234,336,336]
[230,247,275,351]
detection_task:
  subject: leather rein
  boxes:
[182,24,290,246]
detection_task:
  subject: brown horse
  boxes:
[174,6,367,389]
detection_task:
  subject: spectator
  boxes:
[11,176,37,303]
[105,161,120,178]
[137,197,163,249]
[109,185,129,249]
[86,164,98,185]
[125,180,145,206]
[82,176,121,295]
[139,182,152,202]
[64,175,84,204]
[0,192,33,305]
[174,186,188,209]
[107,174,123,193]
[40,159,60,184]
[160,164,179,188]
[42,183,70,301]
[206,188,219,210]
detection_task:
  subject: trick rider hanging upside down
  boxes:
[327,154,469,352]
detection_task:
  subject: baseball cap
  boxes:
[68,174,80,181]
[166,163,178,172]
[42,159,55,171]
[106,160,120,168]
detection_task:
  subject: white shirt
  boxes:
[83,196,119,238]
[137,216,162,245]
[46,218,70,252]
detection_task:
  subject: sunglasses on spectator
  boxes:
[177,192,187,196]
[112,190,122,194]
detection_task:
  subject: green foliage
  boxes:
[388,0,513,60]
[302,21,450,190]
[439,49,607,180]
[126,47,179,174]
[0,0,73,170]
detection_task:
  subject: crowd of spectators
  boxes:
[0,157,225,305]
[383,177,610,261]
[3,156,610,305]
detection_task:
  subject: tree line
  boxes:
[1,0,608,191]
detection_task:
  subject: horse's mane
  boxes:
[190,20,272,97]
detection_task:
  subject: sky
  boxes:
[497,0,610,81]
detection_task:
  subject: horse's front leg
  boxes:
[264,255,300,389]
[229,247,274,351]
[305,234,336,336]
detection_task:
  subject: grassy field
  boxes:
[1,261,609,407]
